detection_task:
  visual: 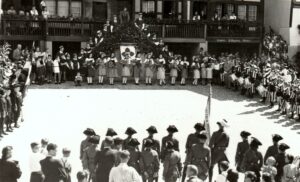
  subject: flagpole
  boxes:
[204,83,212,141]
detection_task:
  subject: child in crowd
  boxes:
[45,55,53,83]
[144,53,154,85]
[191,57,200,86]
[61,148,72,182]
[262,156,277,182]
[133,53,142,85]
[75,72,83,86]
[96,53,107,85]
[53,55,61,84]
[169,55,179,85]
[86,54,95,85]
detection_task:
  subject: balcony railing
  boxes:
[0,18,262,41]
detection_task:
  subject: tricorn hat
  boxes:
[272,134,283,142]
[144,139,153,148]
[278,143,290,151]
[146,126,158,134]
[240,131,251,138]
[128,138,140,147]
[83,128,96,136]
[250,137,262,147]
[125,127,137,135]
[106,128,117,137]
[194,123,205,131]
[167,125,178,133]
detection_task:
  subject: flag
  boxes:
[204,84,212,141]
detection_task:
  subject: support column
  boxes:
[187,0,191,21]
[157,0,162,19]
[45,41,52,55]
[134,0,140,19]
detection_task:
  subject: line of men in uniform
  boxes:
[80,120,297,182]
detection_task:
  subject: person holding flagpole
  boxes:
[208,119,229,182]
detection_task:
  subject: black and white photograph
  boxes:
[0,0,300,182]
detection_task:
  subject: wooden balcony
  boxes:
[0,18,263,43]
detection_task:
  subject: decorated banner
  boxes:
[120,45,136,60]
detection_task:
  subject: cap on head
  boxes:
[114,137,123,146]
[144,139,153,148]
[62,148,71,154]
[217,119,229,128]
[104,136,114,146]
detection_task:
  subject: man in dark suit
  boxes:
[40,143,68,182]
[94,136,118,182]
[0,146,22,182]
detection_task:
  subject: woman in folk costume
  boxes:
[281,82,291,115]
[144,53,155,85]
[191,57,200,86]
[107,53,118,85]
[206,61,213,85]
[169,55,180,86]
[248,64,258,98]
[201,57,207,85]
[132,52,142,85]
[85,53,95,85]
[65,53,74,81]
[212,58,221,85]
[121,48,134,85]
[276,78,285,112]
[180,56,189,85]
[121,54,132,85]
[156,54,166,86]
[95,53,107,85]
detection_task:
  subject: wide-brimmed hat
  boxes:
[83,128,96,136]
[106,128,117,137]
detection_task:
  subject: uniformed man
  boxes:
[186,131,211,181]
[274,143,290,182]
[140,139,160,182]
[100,128,118,150]
[163,141,182,182]
[182,123,205,182]
[161,125,179,162]
[80,128,96,160]
[94,136,118,182]
[264,134,283,163]
[113,137,123,166]
[235,131,251,172]
[123,127,137,150]
[5,87,13,132]
[82,135,100,182]
[127,138,141,174]
[142,126,160,182]
[241,137,263,182]
[142,126,160,156]
[208,120,229,182]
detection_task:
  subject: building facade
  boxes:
[0,0,264,57]
[264,0,300,58]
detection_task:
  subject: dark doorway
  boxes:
[166,43,199,59]
[52,42,81,57]
[208,43,259,57]
[116,0,133,19]
[93,2,107,20]
[192,2,207,17]
[163,1,177,19]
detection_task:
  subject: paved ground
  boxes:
[1,82,300,181]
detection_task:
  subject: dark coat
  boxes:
[235,140,250,171]
[0,159,22,182]
[161,135,179,162]
[275,153,287,182]
[94,148,118,182]
[209,129,230,165]
[264,144,279,163]
[40,156,68,182]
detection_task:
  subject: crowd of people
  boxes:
[0,42,28,140]
[1,123,299,182]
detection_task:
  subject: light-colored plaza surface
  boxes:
[1,84,300,181]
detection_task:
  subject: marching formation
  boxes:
[0,43,28,140]
[1,122,300,182]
